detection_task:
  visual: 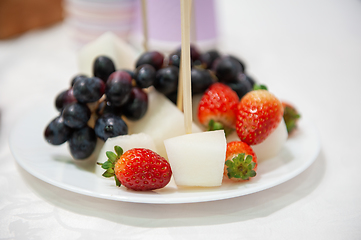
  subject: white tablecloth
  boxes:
[1,0,361,239]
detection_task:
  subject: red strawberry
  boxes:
[224,141,257,181]
[282,101,301,134]
[236,89,283,145]
[198,83,239,133]
[98,146,172,191]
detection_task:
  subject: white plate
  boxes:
[9,104,320,204]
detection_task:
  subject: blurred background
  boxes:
[0,0,64,39]
[0,0,360,119]
[0,0,218,52]
[1,1,361,239]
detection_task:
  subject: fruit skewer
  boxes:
[163,0,227,187]
[180,0,193,134]
[177,0,196,113]
[141,0,149,52]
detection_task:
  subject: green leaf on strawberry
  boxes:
[102,171,114,178]
[282,102,301,134]
[207,119,233,136]
[106,151,117,163]
[253,84,268,91]
[225,153,256,180]
[97,145,124,187]
[101,160,113,169]
[114,145,123,157]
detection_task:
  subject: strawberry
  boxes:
[282,101,301,134]
[98,146,172,191]
[236,89,283,145]
[198,83,239,134]
[224,141,257,181]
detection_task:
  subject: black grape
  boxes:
[71,74,88,87]
[73,77,105,103]
[105,71,133,107]
[166,90,178,105]
[97,101,123,117]
[191,68,214,94]
[134,64,156,88]
[168,49,181,68]
[93,56,116,82]
[213,56,244,83]
[94,114,128,141]
[168,45,201,68]
[225,73,253,99]
[229,55,246,73]
[44,116,73,145]
[245,74,255,87]
[121,69,135,79]
[68,126,97,159]
[55,89,77,112]
[135,51,164,70]
[62,103,91,129]
[200,50,221,69]
[154,66,179,95]
[122,87,148,121]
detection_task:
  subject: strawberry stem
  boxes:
[208,119,233,136]
[253,84,268,91]
[208,119,223,131]
[97,145,124,187]
[225,153,256,180]
[114,145,123,157]
[283,105,301,133]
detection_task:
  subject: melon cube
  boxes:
[125,88,202,159]
[251,118,288,161]
[164,130,226,187]
[78,32,139,76]
[95,133,157,178]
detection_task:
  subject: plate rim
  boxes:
[9,106,321,204]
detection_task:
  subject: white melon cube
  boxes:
[95,133,157,178]
[164,130,226,187]
[125,88,202,159]
[251,118,288,161]
[78,32,139,76]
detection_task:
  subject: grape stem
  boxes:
[87,94,107,128]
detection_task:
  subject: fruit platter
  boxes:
[9,1,320,204]
[9,46,320,203]
[9,103,319,204]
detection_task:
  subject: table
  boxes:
[1,0,361,239]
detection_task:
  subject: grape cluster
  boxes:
[164,45,255,103]
[44,56,151,160]
[44,47,255,160]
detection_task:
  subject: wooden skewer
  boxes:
[177,0,194,112]
[180,0,192,134]
[190,0,197,44]
[177,61,183,111]
[141,0,149,51]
